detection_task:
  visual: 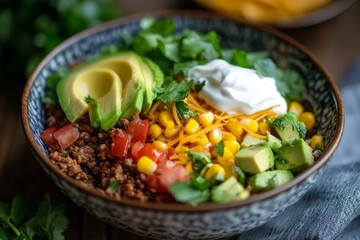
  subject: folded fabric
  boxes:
[238,62,360,240]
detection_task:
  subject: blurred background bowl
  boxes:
[22,11,344,239]
[195,0,357,28]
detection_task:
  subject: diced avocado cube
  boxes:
[266,112,307,142]
[211,176,249,203]
[235,144,274,174]
[266,133,282,152]
[275,139,314,173]
[241,133,265,148]
[249,170,294,192]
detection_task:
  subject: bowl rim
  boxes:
[21,9,344,213]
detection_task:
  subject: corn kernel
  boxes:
[164,126,180,138]
[208,128,223,145]
[258,122,270,135]
[205,164,225,181]
[184,118,200,134]
[224,140,240,155]
[159,111,175,128]
[137,156,157,175]
[299,112,316,130]
[225,118,243,137]
[195,135,210,146]
[149,124,163,139]
[310,134,324,149]
[152,140,168,151]
[222,132,237,141]
[267,112,279,120]
[222,160,238,179]
[198,112,214,127]
[288,101,304,117]
[190,145,206,153]
[156,135,167,143]
[240,118,259,133]
[217,147,234,165]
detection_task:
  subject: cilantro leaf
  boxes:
[180,30,220,61]
[235,167,246,186]
[157,36,180,62]
[0,194,68,240]
[173,60,199,76]
[254,58,304,101]
[108,180,119,193]
[140,18,175,36]
[35,194,68,240]
[215,140,225,157]
[187,151,212,174]
[169,181,211,206]
[175,101,197,120]
[156,79,194,102]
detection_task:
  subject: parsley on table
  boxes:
[0,194,68,240]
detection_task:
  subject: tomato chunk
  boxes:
[53,124,80,150]
[130,141,145,160]
[112,131,131,158]
[40,126,59,146]
[158,165,190,189]
[127,116,149,143]
[147,174,168,193]
[138,143,167,163]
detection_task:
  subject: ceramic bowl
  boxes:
[22,10,344,239]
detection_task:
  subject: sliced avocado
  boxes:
[140,56,164,113]
[235,144,274,174]
[275,138,314,173]
[249,170,294,192]
[266,133,282,152]
[211,176,250,203]
[241,133,265,148]
[90,52,145,119]
[57,67,122,130]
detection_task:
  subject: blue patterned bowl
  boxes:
[21,10,344,239]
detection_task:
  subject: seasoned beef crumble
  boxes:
[44,104,173,202]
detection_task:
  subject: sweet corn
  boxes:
[267,112,279,120]
[164,126,180,138]
[258,121,270,135]
[190,145,206,153]
[159,111,175,128]
[156,135,167,143]
[288,101,304,117]
[152,140,168,151]
[310,134,324,149]
[195,135,210,146]
[149,124,163,139]
[137,156,157,175]
[240,118,259,133]
[222,160,238,179]
[198,111,214,127]
[205,164,225,181]
[299,112,316,130]
[208,128,223,145]
[184,118,200,134]
[225,118,243,137]
[224,140,240,155]
[217,147,234,165]
[222,132,237,141]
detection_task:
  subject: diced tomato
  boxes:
[127,117,149,143]
[40,127,59,146]
[130,141,145,160]
[138,143,167,163]
[147,174,168,193]
[53,124,80,150]
[158,165,190,189]
[112,131,131,158]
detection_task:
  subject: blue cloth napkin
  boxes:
[238,57,360,240]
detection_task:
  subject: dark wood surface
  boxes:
[0,1,359,239]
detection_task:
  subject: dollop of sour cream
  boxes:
[188,59,287,115]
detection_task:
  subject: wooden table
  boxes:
[0,1,359,239]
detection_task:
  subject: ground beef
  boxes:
[45,104,173,203]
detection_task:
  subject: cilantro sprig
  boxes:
[0,194,68,240]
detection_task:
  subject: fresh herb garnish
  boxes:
[254,58,304,101]
[0,194,68,240]
[155,79,194,103]
[108,180,119,193]
[215,140,225,157]
[175,101,197,120]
